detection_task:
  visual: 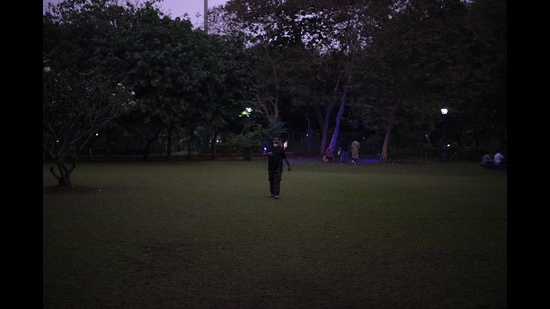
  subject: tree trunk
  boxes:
[330,87,348,150]
[143,129,162,161]
[380,102,401,163]
[316,105,332,156]
[49,160,74,186]
[166,125,173,161]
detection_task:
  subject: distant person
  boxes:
[350,139,361,165]
[493,149,506,165]
[263,135,291,199]
[481,152,493,164]
[338,138,348,164]
[324,146,334,162]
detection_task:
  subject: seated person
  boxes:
[325,146,334,162]
[493,149,507,165]
[481,153,493,164]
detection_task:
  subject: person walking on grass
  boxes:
[350,139,361,165]
[264,135,291,199]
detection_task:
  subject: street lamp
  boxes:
[440,108,448,162]
[204,0,208,33]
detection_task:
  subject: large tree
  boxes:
[98,2,260,161]
[120,5,208,160]
[220,0,391,155]
[353,0,480,162]
[43,66,134,186]
[463,0,507,149]
[197,32,260,159]
[223,0,306,136]
[43,0,138,186]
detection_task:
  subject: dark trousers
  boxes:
[268,168,283,195]
[340,150,348,163]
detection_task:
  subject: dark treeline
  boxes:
[43,0,506,186]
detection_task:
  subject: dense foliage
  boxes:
[43,0,506,184]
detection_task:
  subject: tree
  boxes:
[114,5,258,161]
[121,7,206,160]
[222,0,315,137]
[464,0,507,149]
[311,1,390,156]
[353,0,477,162]
[221,0,391,156]
[43,0,140,185]
[197,32,260,159]
[43,66,134,186]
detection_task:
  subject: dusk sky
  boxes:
[43,0,229,26]
[156,0,229,24]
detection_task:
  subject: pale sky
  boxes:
[43,0,229,26]
[157,0,228,24]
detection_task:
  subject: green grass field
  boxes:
[43,159,507,308]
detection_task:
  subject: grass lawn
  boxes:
[43,159,507,309]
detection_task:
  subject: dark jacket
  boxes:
[266,145,287,171]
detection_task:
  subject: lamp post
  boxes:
[204,0,208,34]
[439,108,448,162]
